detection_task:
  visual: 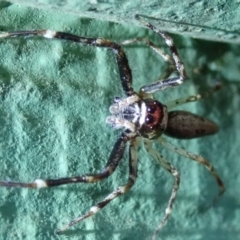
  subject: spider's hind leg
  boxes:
[144,139,180,240]
[158,137,225,202]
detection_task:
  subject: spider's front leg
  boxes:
[0,132,129,188]
[0,29,135,97]
[57,136,139,233]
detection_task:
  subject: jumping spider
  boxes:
[0,14,225,239]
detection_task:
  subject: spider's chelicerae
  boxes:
[0,15,225,239]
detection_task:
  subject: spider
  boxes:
[0,14,225,239]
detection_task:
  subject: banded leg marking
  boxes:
[0,29,134,96]
[158,137,225,198]
[56,137,139,233]
[0,132,129,188]
[135,15,186,94]
[166,84,222,109]
[121,38,176,95]
[144,139,180,240]
[121,38,174,64]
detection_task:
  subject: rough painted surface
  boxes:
[5,0,240,43]
[0,3,240,240]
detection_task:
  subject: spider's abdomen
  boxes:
[165,110,218,139]
[140,99,168,139]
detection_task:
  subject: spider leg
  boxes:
[135,15,186,94]
[121,38,174,64]
[158,137,225,200]
[166,84,222,109]
[0,132,130,188]
[144,139,180,240]
[121,38,176,96]
[56,137,139,233]
[0,30,134,96]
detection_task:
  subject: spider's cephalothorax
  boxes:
[107,95,168,139]
[140,99,168,139]
[0,14,225,240]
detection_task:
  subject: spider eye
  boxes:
[147,105,156,114]
[145,115,155,124]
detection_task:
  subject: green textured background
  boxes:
[0,2,240,240]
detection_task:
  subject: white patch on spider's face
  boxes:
[130,103,140,124]
[34,179,48,188]
[43,30,56,39]
[139,102,147,126]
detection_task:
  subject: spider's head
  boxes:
[139,99,168,139]
[106,96,168,139]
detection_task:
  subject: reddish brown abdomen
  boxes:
[165,110,218,139]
